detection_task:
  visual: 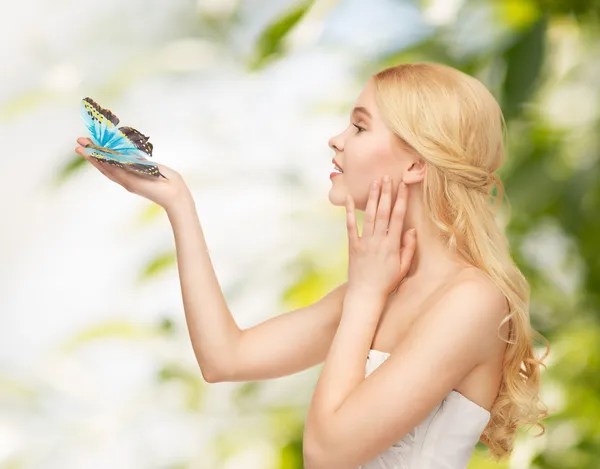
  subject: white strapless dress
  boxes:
[358,349,491,469]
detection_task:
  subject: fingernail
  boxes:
[410,229,416,237]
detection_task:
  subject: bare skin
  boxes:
[74,78,508,420]
[326,79,508,413]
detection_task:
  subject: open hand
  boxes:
[75,137,189,210]
[345,175,417,297]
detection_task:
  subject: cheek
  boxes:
[343,170,379,212]
[345,141,394,209]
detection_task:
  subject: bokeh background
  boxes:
[1,0,599,468]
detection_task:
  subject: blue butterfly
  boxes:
[80,97,167,179]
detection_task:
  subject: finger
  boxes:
[388,181,408,241]
[345,195,360,248]
[75,146,101,167]
[363,179,380,238]
[76,146,106,171]
[399,229,417,276]
[76,147,120,182]
[75,146,88,159]
[92,159,118,181]
[375,175,392,237]
[77,137,92,146]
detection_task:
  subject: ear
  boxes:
[404,158,426,185]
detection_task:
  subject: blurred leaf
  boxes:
[468,447,509,468]
[0,90,54,123]
[57,320,161,353]
[281,257,341,309]
[534,0,600,18]
[158,316,176,334]
[278,435,304,469]
[233,381,263,410]
[139,250,177,282]
[157,362,206,411]
[370,35,487,83]
[375,37,454,72]
[0,377,37,400]
[134,201,165,225]
[248,0,315,70]
[270,406,305,433]
[0,458,26,469]
[497,0,541,30]
[52,153,87,186]
[501,16,547,119]
[266,406,307,468]
[212,429,252,463]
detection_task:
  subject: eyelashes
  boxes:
[353,123,365,133]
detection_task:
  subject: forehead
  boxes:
[352,79,378,117]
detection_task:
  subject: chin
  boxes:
[327,185,346,206]
[328,194,344,207]
[328,188,365,210]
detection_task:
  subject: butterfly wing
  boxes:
[80,97,120,148]
[83,146,167,179]
[117,126,154,156]
[80,98,152,159]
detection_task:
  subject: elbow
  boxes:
[302,427,323,468]
[196,355,235,383]
[199,363,230,383]
[303,433,341,469]
[303,442,325,469]
[303,444,344,469]
[201,369,221,383]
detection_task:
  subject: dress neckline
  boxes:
[368,348,491,416]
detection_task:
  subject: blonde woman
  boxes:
[75,62,549,468]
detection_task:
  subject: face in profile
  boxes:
[327,78,423,211]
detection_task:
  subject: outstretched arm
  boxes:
[167,195,349,382]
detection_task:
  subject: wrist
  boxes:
[343,286,388,313]
[164,189,195,216]
[346,284,387,300]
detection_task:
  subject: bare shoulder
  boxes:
[412,267,509,362]
[446,267,509,317]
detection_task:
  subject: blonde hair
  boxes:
[372,63,550,460]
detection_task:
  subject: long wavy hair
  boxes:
[372,63,550,460]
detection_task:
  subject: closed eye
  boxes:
[353,123,365,133]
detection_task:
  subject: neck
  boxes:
[401,186,471,281]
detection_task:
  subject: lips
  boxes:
[331,158,343,173]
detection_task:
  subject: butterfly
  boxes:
[80,97,167,179]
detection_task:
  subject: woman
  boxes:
[75,62,549,468]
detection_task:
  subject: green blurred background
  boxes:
[1,0,599,468]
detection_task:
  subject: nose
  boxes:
[328,131,343,153]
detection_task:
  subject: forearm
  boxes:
[305,288,386,445]
[165,193,242,381]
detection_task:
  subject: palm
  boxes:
[75,137,186,209]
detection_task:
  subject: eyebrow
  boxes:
[351,106,372,119]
